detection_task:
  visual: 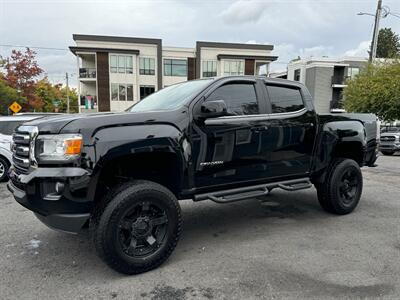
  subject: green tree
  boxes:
[0,78,26,115]
[376,28,400,59]
[34,78,79,113]
[59,86,79,113]
[344,62,400,122]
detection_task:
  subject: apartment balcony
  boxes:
[331,75,350,88]
[79,68,96,80]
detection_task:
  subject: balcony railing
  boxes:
[79,68,96,79]
[331,75,350,86]
[330,99,344,110]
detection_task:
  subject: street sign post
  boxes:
[9,102,22,114]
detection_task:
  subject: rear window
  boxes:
[0,121,24,135]
[266,85,304,113]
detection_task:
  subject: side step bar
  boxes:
[194,178,312,204]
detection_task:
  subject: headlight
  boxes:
[36,134,82,162]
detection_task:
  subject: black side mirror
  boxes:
[200,100,228,119]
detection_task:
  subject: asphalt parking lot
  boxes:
[1,155,399,300]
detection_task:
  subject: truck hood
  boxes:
[23,109,187,135]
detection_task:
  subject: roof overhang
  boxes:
[72,34,161,45]
[69,46,140,56]
[217,54,278,61]
[197,41,274,51]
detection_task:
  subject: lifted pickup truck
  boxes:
[7,76,378,274]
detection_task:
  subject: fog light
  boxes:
[55,182,65,194]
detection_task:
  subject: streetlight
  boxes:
[357,1,400,61]
[358,0,384,62]
[357,12,375,17]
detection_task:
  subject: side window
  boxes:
[206,83,259,115]
[266,85,304,113]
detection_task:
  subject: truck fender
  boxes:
[312,120,366,180]
[85,124,189,202]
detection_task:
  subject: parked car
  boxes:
[0,115,48,181]
[7,76,379,274]
[379,126,400,155]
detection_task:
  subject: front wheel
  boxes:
[0,157,10,182]
[316,158,363,215]
[93,180,182,274]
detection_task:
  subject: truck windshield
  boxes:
[128,79,212,112]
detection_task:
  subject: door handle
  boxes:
[251,125,269,132]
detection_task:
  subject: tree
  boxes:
[376,28,400,59]
[344,62,400,122]
[0,78,27,115]
[33,78,79,113]
[2,48,43,111]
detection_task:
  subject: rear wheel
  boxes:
[381,151,394,156]
[93,180,182,274]
[316,158,363,215]
[0,157,10,182]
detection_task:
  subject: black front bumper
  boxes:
[7,167,92,234]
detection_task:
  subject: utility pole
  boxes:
[370,0,383,62]
[66,72,70,113]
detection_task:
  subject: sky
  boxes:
[1,0,400,88]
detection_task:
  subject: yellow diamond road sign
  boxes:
[9,101,22,114]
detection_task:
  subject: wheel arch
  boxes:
[87,149,186,206]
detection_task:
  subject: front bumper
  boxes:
[379,143,400,152]
[7,167,92,234]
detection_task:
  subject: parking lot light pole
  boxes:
[358,0,383,62]
[370,0,383,62]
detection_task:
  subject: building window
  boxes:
[126,56,133,74]
[348,67,359,79]
[266,85,304,113]
[164,59,187,77]
[139,58,155,75]
[110,55,134,74]
[127,84,134,101]
[119,84,126,100]
[140,86,155,100]
[223,60,244,76]
[110,56,118,73]
[294,69,301,81]
[111,83,134,101]
[202,60,217,77]
[111,83,118,101]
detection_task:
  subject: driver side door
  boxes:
[190,79,270,190]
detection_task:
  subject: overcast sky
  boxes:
[1,0,400,88]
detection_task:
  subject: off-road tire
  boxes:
[316,158,363,215]
[0,157,10,182]
[93,180,182,274]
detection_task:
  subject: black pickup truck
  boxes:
[7,76,378,274]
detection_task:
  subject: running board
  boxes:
[194,178,312,204]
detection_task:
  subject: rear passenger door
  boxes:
[261,83,317,178]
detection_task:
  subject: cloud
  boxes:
[221,0,267,24]
[344,41,370,57]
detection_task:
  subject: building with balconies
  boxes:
[286,57,367,113]
[70,34,278,113]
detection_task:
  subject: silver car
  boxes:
[0,115,47,181]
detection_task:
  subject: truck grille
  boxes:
[380,136,396,142]
[12,126,37,175]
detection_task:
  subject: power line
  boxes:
[0,44,69,51]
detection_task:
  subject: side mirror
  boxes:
[200,100,228,119]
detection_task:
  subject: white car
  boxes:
[0,115,50,181]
